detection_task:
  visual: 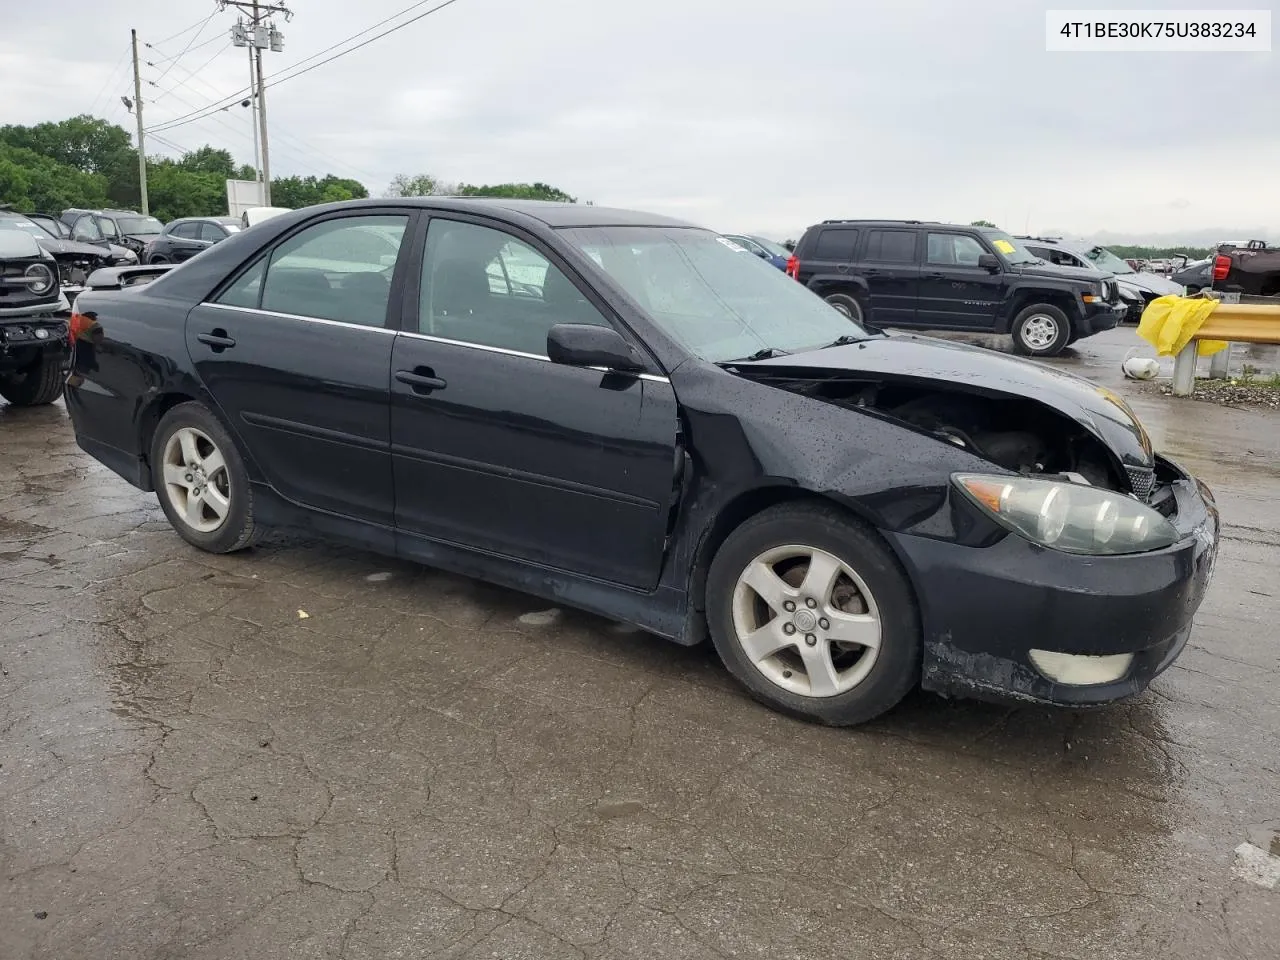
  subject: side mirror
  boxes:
[547,323,645,373]
[977,253,1001,272]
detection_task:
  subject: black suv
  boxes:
[787,220,1125,356]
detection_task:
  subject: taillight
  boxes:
[68,312,95,344]
[1211,255,1231,283]
[785,254,799,279]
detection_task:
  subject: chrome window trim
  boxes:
[202,301,397,335]
[199,303,670,382]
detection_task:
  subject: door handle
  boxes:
[395,368,447,394]
[925,271,947,279]
[196,330,236,350]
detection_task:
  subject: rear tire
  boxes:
[148,254,170,265]
[824,292,867,325]
[1011,304,1071,357]
[705,502,921,726]
[0,352,65,406]
[150,402,257,553]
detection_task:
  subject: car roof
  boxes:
[304,197,700,230]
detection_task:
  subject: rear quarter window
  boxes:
[811,227,859,261]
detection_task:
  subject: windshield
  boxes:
[0,216,53,239]
[117,216,164,235]
[561,226,870,363]
[1084,245,1135,274]
[982,230,1039,265]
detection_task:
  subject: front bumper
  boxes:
[1080,301,1124,335]
[888,457,1219,706]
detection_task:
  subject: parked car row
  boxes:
[59,197,1219,727]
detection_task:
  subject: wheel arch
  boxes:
[1006,289,1082,334]
[686,484,906,619]
[137,388,259,489]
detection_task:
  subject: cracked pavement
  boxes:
[3,346,1278,959]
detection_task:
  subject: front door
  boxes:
[169,222,211,262]
[917,232,1004,329]
[389,214,679,589]
[186,210,414,526]
[857,228,920,325]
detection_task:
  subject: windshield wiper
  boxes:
[726,347,790,363]
[821,334,864,349]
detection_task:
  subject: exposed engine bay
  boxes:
[745,374,1128,492]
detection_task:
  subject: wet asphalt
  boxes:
[2,325,1278,959]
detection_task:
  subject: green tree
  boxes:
[456,181,576,202]
[384,173,441,198]
[274,174,369,208]
[0,142,110,212]
[178,146,238,177]
[970,219,998,228]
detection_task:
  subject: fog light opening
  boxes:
[1028,649,1135,686]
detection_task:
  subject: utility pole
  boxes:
[247,42,261,184]
[130,28,149,215]
[225,0,289,207]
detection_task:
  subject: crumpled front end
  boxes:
[889,455,1219,706]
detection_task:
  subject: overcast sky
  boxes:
[2,0,1275,242]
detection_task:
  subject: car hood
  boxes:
[1116,272,1183,296]
[35,237,112,258]
[748,334,1155,470]
[1009,262,1102,284]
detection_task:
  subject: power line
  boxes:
[145,48,381,184]
[146,0,465,135]
[87,43,132,118]
[147,41,233,103]
[146,33,224,64]
[154,10,219,85]
[150,13,220,47]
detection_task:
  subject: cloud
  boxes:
[1,0,1276,241]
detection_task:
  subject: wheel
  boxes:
[149,402,257,553]
[1010,304,1071,357]
[824,292,867,325]
[0,352,65,406]
[148,254,170,265]
[705,502,921,726]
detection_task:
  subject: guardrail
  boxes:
[1172,303,1280,396]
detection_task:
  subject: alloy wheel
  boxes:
[161,426,231,533]
[731,544,882,698]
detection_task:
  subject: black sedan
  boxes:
[145,216,242,264]
[64,198,1219,725]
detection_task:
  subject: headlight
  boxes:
[114,251,138,264]
[24,262,56,295]
[1117,287,1141,302]
[953,474,1179,555]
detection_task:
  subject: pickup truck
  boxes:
[1212,240,1280,298]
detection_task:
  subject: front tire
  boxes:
[148,254,170,265]
[705,502,921,726]
[1011,304,1071,357]
[150,402,257,553]
[824,292,867,325]
[0,352,65,406]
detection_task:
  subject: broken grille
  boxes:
[1126,465,1156,501]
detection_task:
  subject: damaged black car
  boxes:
[63,199,1220,725]
[0,221,70,407]
[0,208,136,304]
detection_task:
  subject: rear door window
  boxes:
[863,230,917,263]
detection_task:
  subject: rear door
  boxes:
[169,222,209,262]
[186,209,414,526]
[388,213,679,589]
[857,228,919,324]
[917,231,1002,329]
